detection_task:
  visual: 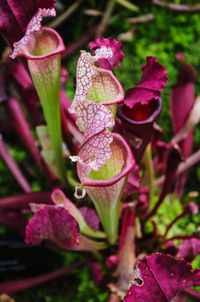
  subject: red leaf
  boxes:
[0,0,55,46]
[178,238,200,262]
[124,56,167,108]
[124,253,200,302]
[25,205,80,248]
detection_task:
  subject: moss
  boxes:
[14,255,109,302]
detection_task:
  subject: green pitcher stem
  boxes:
[28,55,66,184]
[93,198,121,245]
[143,144,155,204]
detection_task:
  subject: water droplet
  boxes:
[74,183,86,199]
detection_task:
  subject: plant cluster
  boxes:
[0,1,200,301]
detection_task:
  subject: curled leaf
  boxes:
[124,56,168,108]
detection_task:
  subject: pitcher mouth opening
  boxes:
[89,139,124,181]
[119,98,162,125]
[17,27,65,60]
[77,133,135,187]
[86,68,124,106]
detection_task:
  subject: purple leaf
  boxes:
[0,191,51,210]
[26,203,106,251]
[25,206,80,248]
[171,53,196,134]
[0,0,55,46]
[0,135,31,193]
[124,56,168,108]
[88,37,124,68]
[10,62,43,126]
[0,264,80,294]
[178,238,200,262]
[5,97,41,166]
[51,189,105,239]
[0,67,42,166]
[171,53,196,197]
[124,253,200,302]
[80,207,100,230]
[110,208,136,298]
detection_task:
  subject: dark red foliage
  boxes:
[118,98,162,163]
[25,206,80,248]
[124,56,168,108]
[0,0,55,45]
[178,238,200,262]
[171,53,196,197]
[118,56,167,163]
[124,253,200,302]
[122,100,158,122]
[80,207,100,230]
